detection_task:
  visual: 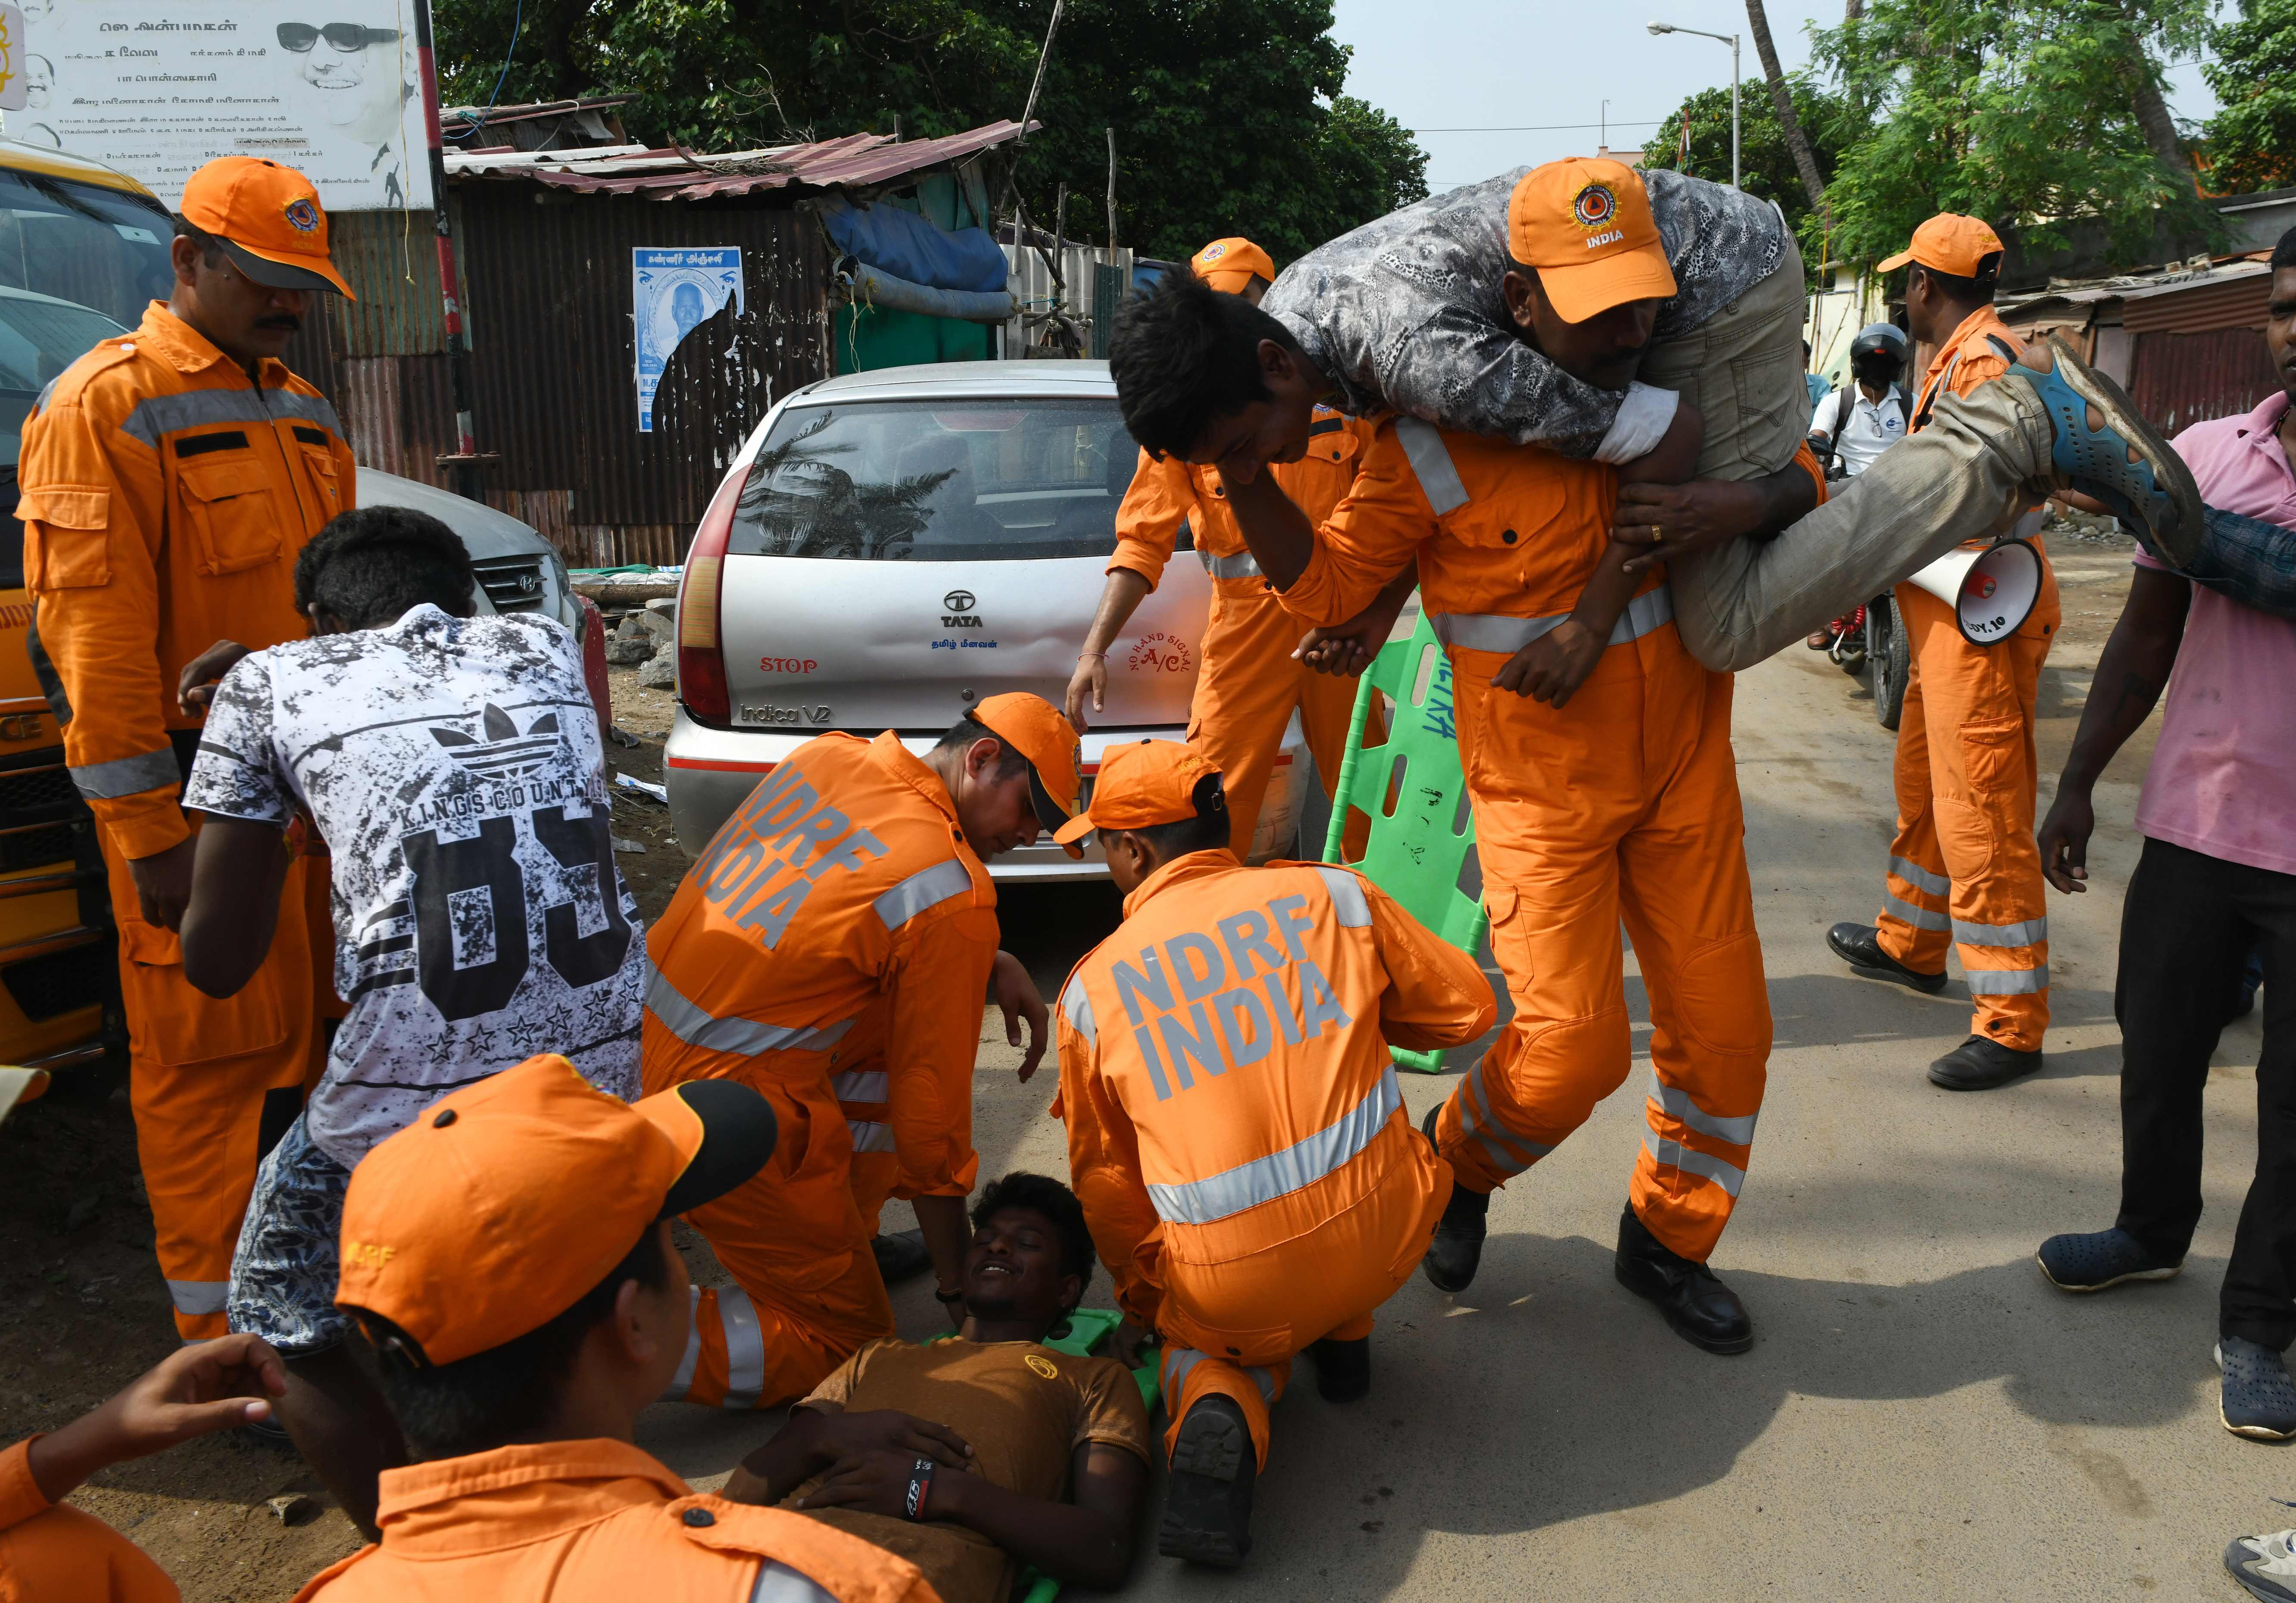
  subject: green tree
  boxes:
[2204,0,2296,194]
[432,0,1427,265]
[1645,77,1854,280]
[1809,0,2215,267]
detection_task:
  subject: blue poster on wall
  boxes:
[633,247,744,433]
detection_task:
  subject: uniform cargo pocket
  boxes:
[18,486,112,589]
[178,457,284,576]
[298,445,344,521]
[1957,715,2026,794]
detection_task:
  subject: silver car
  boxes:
[662,361,1312,880]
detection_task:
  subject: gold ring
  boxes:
[1650,524,1663,540]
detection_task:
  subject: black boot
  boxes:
[1305,1335,1370,1403]
[870,1229,932,1285]
[1614,1205,1753,1354]
[1420,1106,1488,1294]
[1157,1394,1257,1567]
[1928,1034,2042,1091]
[1827,922,1948,995]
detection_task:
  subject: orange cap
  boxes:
[179,156,355,299]
[1505,158,1677,323]
[965,693,1086,856]
[1192,237,1276,296]
[1053,739,1223,849]
[334,1055,777,1366]
[1875,213,2005,277]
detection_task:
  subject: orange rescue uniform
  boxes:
[643,733,996,1409]
[1873,307,2059,1049]
[292,1439,941,1603]
[1058,851,1492,1466]
[1278,417,1772,1263]
[0,1438,178,1603]
[1111,405,1379,855]
[16,303,347,1338]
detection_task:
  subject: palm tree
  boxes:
[1745,0,1832,228]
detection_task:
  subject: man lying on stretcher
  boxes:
[724,1174,1152,1603]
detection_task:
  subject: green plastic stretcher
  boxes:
[1320,611,1489,1073]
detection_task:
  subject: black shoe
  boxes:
[1158,1394,1256,1567]
[1420,1106,1488,1294]
[1613,1205,1753,1355]
[1928,1034,2042,1091]
[870,1229,932,1285]
[1305,1335,1370,1403]
[1827,922,1948,995]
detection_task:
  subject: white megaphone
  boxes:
[1908,538,2042,646]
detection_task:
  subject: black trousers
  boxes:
[2114,837,2296,1348]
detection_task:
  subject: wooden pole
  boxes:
[1105,127,1118,251]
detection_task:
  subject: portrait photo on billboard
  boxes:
[2,0,430,212]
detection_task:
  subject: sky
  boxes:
[1328,0,2226,193]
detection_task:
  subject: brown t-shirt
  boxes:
[785,1337,1154,1603]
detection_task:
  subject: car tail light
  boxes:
[677,471,742,725]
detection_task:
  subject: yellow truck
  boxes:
[0,136,182,1085]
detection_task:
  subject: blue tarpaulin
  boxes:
[816,195,1009,294]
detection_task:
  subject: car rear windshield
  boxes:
[726,396,1151,562]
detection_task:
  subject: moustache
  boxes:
[255,315,303,332]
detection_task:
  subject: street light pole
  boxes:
[1647,20,1741,190]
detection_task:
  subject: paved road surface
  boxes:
[639,540,2269,1601]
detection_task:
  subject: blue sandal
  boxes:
[2007,332,2202,568]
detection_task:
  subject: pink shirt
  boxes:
[2133,390,2296,875]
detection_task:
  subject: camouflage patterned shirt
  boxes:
[1262,168,1789,458]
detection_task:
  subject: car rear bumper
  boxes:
[663,707,1313,880]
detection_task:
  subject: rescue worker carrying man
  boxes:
[1053,740,1493,1569]
[643,694,1079,1410]
[1110,168,1778,1356]
[1828,215,2061,1092]
[1066,237,1390,858]
[16,156,355,1341]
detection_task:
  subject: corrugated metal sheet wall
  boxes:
[2121,272,2272,335]
[455,186,832,547]
[2128,328,2284,434]
[281,190,832,566]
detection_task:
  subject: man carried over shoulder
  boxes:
[725,1173,1153,1603]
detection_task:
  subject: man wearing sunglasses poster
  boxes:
[277,18,412,205]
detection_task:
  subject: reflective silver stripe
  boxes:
[665,1287,702,1398]
[1395,417,1470,515]
[848,1120,897,1153]
[1431,586,1675,655]
[1164,1347,1277,1403]
[719,1285,767,1408]
[1647,1072,1758,1147]
[166,1278,228,1316]
[644,970,855,1058]
[1315,864,1371,928]
[118,387,344,450]
[1641,1132,1746,1198]
[1967,965,2050,995]
[1883,892,1951,933]
[72,745,180,800]
[1147,1068,1400,1225]
[750,1560,838,1603]
[1889,855,1951,896]
[1461,1060,1550,1176]
[874,859,974,930]
[1953,916,2049,949]
[1203,549,1262,580]
[1061,973,1095,1045]
[831,1069,889,1103]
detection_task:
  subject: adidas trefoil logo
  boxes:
[430,704,563,781]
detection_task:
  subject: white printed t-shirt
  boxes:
[184,604,644,1165]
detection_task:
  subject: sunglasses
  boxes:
[277,22,399,52]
